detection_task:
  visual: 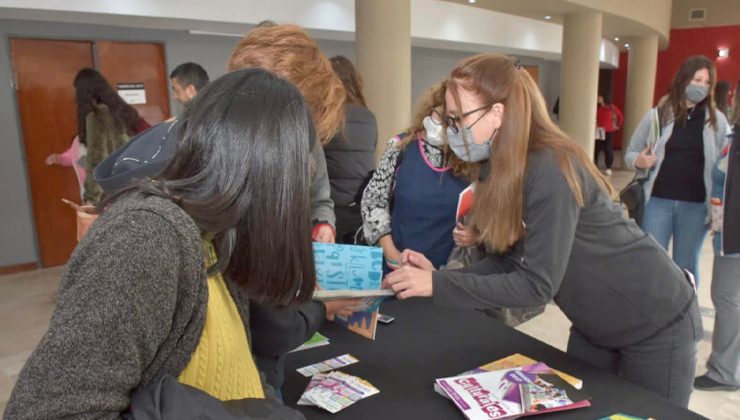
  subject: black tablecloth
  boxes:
[282,298,706,419]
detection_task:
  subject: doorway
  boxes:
[10,38,169,267]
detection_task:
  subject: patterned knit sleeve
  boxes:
[361,137,402,245]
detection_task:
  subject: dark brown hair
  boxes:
[74,68,142,145]
[447,54,615,252]
[659,55,718,129]
[330,56,367,107]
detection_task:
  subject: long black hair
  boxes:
[139,68,316,305]
[74,68,142,145]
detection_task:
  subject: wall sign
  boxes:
[117,82,147,105]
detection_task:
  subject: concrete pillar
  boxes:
[355,0,411,158]
[622,35,659,162]
[559,12,603,157]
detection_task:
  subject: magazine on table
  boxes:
[435,361,590,419]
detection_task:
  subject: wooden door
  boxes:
[96,41,170,124]
[523,65,540,86]
[10,39,94,267]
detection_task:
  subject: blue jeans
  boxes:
[642,197,708,285]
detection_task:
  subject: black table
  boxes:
[283,299,706,419]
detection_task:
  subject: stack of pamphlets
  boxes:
[298,371,379,413]
[435,359,590,419]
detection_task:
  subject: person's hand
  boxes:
[452,222,478,247]
[324,298,363,321]
[382,265,433,299]
[45,154,59,165]
[634,146,657,169]
[400,249,436,271]
[384,247,402,270]
[314,225,335,243]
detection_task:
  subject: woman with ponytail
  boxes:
[383,54,701,407]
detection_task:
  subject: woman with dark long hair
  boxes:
[324,55,378,243]
[74,68,149,204]
[383,54,702,407]
[625,55,731,286]
[6,69,315,418]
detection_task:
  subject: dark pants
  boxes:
[334,205,363,244]
[567,298,702,408]
[594,132,615,169]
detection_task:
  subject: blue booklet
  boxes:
[313,243,390,340]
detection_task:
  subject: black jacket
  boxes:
[724,126,740,254]
[250,302,326,389]
[324,104,378,207]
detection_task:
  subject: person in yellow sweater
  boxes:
[6,68,316,418]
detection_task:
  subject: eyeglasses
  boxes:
[444,104,492,134]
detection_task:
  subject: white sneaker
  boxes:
[605,169,612,175]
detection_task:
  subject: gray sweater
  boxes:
[433,150,694,348]
[5,193,264,419]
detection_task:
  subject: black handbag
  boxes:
[619,171,651,226]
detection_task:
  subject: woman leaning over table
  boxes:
[383,53,702,407]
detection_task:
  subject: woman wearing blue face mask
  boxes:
[625,55,731,286]
[360,81,477,270]
[383,54,702,407]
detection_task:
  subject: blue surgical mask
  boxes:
[446,126,494,162]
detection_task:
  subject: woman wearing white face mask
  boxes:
[625,55,731,287]
[383,54,702,407]
[360,81,477,270]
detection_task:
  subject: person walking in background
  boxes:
[594,93,623,175]
[324,55,378,244]
[361,81,475,271]
[625,55,731,285]
[169,62,209,106]
[694,107,740,392]
[45,135,86,200]
[74,68,150,204]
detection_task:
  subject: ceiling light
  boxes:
[614,37,620,41]
[469,0,476,3]
[544,15,552,20]
[624,43,630,48]
[718,47,729,58]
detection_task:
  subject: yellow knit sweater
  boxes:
[178,241,265,400]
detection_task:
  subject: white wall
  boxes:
[0,18,564,267]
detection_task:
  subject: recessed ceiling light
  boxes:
[624,43,630,48]
[614,37,620,41]
[544,15,552,20]
[469,0,476,3]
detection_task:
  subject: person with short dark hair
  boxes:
[169,62,209,105]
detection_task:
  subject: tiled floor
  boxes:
[1,169,739,418]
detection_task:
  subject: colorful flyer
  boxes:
[296,354,359,377]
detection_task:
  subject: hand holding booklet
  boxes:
[313,243,391,339]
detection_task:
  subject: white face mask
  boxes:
[422,116,445,146]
